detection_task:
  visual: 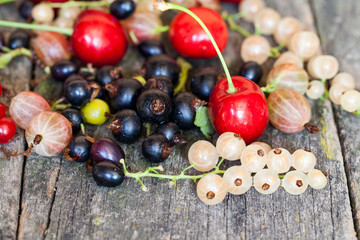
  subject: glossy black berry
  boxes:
[51,60,79,81]
[107,109,142,143]
[144,76,174,96]
[92,161,125,187]
[239,61,263,84]
[191,67,220,101]
[142,54,180,86]
[96,66,122,86]
[8,30,30,50]
[136,89,172,124]
[157,122,187,145]
[64,135,92,162]
[90,138,125,167]
[62,107,83,133]
[142,134,173,163]
[171,92,200,130]
[110,0,136,20]
[63,78,92,106]
[138,40,165,58]
[18,1,34,20]
[106,78,143,111]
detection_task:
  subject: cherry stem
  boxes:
[120,159,226,190]
[154,1,236,94]
[48,0,110,8]
[0,20,73,36]
[174,57,192,95]
[153,25,170,34]
[223,12,251,38]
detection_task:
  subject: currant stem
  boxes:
[174,57,192,95]
[133,75,147,86]
[48,0,110,8]
[320,78,329,101]
[153,25,170,34]
[215,157,225,171]
[0,47,32,68]
[0,0,15,4]
[224,13,251,38]
[0,20,73,36]
[155,1,236,94]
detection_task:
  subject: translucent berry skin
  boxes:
[197,173,227,205]
[240,145,267,172]
[25,111,72,157]
[292,149,316,173]
[208,76,268,144]
[91,138,125,167]
[306,80,325,100]
[0,117,17,144]
[307,169,327,189]
[331,72,355,90]
[250,141,271,153]
[267,89,311,133]
[267,148,292,173]
[329,84,350,105]
[92,161,125,187]
[216,132,246,161]
[273,51,303,69]
[340,90,360,112]
[223,165,252,195]
[253,169,280,194]
[188,140,219,172]
[9,91,51,130]
[274,17,302,46]
[239,0,265,22]
[253,8,281,35]
[71,10,128,67]
[169,7,228,59]
[288,31,320,61]
[282,171,308,195]
[307,55,339,80]
[240,35,270,65]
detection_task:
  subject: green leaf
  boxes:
[194,106,215,139]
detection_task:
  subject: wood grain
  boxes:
[0,0,359,239]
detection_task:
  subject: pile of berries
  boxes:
[0,84,17,144]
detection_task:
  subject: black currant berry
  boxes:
[106,78,143,111]
[51,60,79,82]
[96,65,122,86]
[239,61,263,84]
[171,92,204,130]
[92,161,125,187]
[144,76,174,97]
[64,135,92,162]
[107,109,142,143]
[138,40,165,58]
[63,78,92,106]
[190,67,220,101]
[142,134,173,163]
[110,0,136,20]
[8,30,30,50]
[90,138,125,167]
[18,1,34,20]
[62,107,83,133]
[142,54,180,86]
[157,122,187,145]
[136,89,172,124]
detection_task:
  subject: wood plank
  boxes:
[0,3,32,240]
[310,0,360,235]
[3,1,357,239]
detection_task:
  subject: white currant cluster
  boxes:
[237,0,360,115]
[188,132,328,205]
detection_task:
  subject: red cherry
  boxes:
[71,10,128,67]
[0,117,17,144]
[208,76,269,144]
[0,103,6,118]
[0,83,2,95]
[169,6,228,59]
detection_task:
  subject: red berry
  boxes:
[208,76,269,144]
[0,103,6,118]
[0,117,17,144]
[71,10,128,67]
[0,83,2,95]
[169,6,228,59]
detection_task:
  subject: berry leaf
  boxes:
[194,106,214,139]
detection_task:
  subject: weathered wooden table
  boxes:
[1,1,360,239]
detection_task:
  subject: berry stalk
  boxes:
[48,0,110,8]
[0,20,73,36]
[154,1,236,94]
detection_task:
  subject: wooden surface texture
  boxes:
[0,0,360,239]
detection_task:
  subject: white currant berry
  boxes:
[289,31,320,61]
[329,83,351,105]
[306,80,325,100]
[188,140,219,172]
[273,51,304,69]
[241,35,271,65]
[267,148,292,173]
[307,55,339,80]
[250,141,271,153]
[253,169,280,194]
[254,8,281,35]
[274,17,302,46]
[340,90,360,113]
[197,174,227,205]
[307,169,328,189]
[223,166,252,195]
[59,6,81,20]
[292,149,316,172]
[32,3,54,23]
[282,171,308,195]
[216,132,246,161]
[239,0,266,22]
[331,72,355,90]
[240,145,267,172]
